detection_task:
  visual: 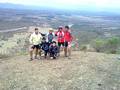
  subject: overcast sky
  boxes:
[0,0,120,10]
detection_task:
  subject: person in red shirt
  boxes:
[55,26,65,56]
[64,26,73,58]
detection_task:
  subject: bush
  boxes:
[0,54,9,59]
[116,48,120,54]
[91,37,120,54]
[80,45,87,51]
[106,37,120,54]
[91,39,106,52]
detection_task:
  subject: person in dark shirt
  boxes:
[41,38,50,59]
[49,41,59,59]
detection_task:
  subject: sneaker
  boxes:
[50,57,53,59]
[53,57,56,59]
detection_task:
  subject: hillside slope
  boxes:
[0,51,120,90]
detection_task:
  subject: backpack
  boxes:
[48,33,54,42]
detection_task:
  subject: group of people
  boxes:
[29,26,73,61]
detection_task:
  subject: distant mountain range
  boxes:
[0,3,119,15]
[0,3,66,12]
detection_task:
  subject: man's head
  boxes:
[49,29,53,33]
[35,28,39,34]
[65,26,69,31]
[52,41,56,46]
[58,26,63,31]
[42,37,46,42]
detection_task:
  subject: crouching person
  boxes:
[29,28,42,61]
[49,41,59,59]
[41,38,50,59]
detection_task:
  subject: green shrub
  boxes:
[0,54,9,59]
[92,39,106,52]
[80,45,87,51]
[91,37,120,54]
[106,37,120,54]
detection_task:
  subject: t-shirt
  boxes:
[55,31,65,43]
[29,32,42,45]
[47,33,54,43]
[64,31,73,42]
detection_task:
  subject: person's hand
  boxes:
[29,45,34,51]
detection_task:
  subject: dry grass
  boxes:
[0,51,120,90]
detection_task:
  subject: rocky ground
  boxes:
[0,51,120,90]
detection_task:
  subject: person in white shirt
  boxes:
[29,28,42,61]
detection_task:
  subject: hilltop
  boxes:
[0,51,120,90]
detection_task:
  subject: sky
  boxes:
[0,0,120,10]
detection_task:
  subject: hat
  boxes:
[49,28,53,32]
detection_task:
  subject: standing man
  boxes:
[64,26,73,58]
[55,26,65,56]
[29,28,42,61]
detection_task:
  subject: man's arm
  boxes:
[29,34,33,45]
[55,31,58,36]
[70,33,73,42]
[41,33,46,36]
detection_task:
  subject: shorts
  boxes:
[64,41,68,47]
[64,42,71,48]
[31,45,40,49]
[58,42,64,47]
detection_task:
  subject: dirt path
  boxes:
[0,51,120,90]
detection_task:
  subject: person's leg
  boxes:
[50,52,52,59]
[68,43,72,59]
[61,42,65,51]
[30,50,33,60]
[44,51,47,59]
[64,42,68,57]
[38,49,42,59]
[34,48,38,59]
[46,51,49,59]
[68,47,71,57]
[58,42,61,56]
[29,46,34,61]
[50,52,55,59]
[34,45,39,59]
[64,47,67,57]
[53,52,57,59]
